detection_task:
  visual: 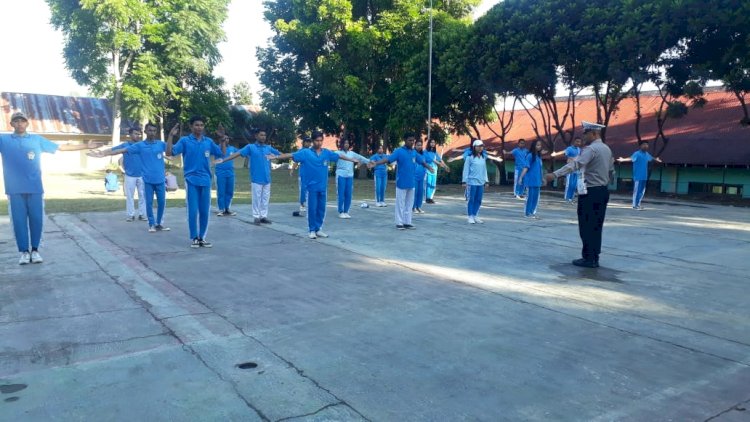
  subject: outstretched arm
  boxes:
[446,154,465,163]
[166,123,180,156]
[61,140,102,152]
[214,150,243,164]
[616,157,632,163]
[487,155,503,163]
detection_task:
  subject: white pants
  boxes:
[395,188,414,226]
[252,183,271,218]
[124,175,146,217]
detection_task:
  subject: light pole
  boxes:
[426,0,433,144]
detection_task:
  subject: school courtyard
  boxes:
[1,189,749,421]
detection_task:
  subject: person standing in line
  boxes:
[369,133,435,230]
[446,141,490,201]
[423,138,451,204]
[501,139,529,199]
[518,139,544,219]
[462,140,491,224]
[273,131,360,239]
[216,129,280,225]
[91,123,171,232]
[1,112,99,265]
[412,139,428,214]
[214,135,238,216]
[616,140,662,210]
[166,116,224,248]
[544,121,615,268]
[334,137,370,219]
[99,126,147,221]
[369,144,390,207]
[289,135,312,213]
[550,136,583,203]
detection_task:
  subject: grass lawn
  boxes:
[0,167,469,215]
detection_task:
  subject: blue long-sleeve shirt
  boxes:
[335,150,369,178]
[462,154,489,186]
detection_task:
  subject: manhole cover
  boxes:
[236,362,258,369]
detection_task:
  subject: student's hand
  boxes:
[616,157,625,162]
[444,167,451,173]
[87,140,104,149]
[485,183,489,188]
[169,124,180,137]
[543,173,556,182]
[655,157,663,163]
[214,158,224,165]
[367,162,375,169]
[427,167,436,174]
[266,154,278,160]
[518,178,524,185]
[86,150,102,158]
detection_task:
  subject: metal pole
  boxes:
[426,0,433,143]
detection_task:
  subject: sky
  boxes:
[0,0,501,99]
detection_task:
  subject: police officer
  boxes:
[544,121,614,268]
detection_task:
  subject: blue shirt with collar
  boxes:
[215,146,238,178]
[171,134,223,187]
[564,146,581,159]
[292,148,340,192]
[0,133,58,194]
[239,143,281,185]
[423,150,442,170]
[512,147,528,170]
[369,153,388,176]
[126,140,167,184]
[112,141,144,177]
[523,154,544,187]
[388,146,425,190]
[630,150,654,181]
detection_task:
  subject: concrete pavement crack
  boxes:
[274,402,344,422]
[705,397,750,421]
[0,307,144,326]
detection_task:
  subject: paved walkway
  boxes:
[1,192,749,421]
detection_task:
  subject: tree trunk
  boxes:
[634,86,643,143]
[734,90,749,125]
[112,85,122,146]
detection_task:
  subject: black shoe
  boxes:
[396,225,406,230]
[138,215,147,221]
[225,210,237,216]
[260,217,272,224]
[191,238,201,248]
[198,238,212,248]
[426,198,435,204]
[404,224,416,230]
[253,218,261,225]
[572,258,598,268]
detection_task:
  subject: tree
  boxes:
[684,0,750,125]
[47,0,230,144]
[231,82,254,105]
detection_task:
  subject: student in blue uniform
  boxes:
[216,129,281,225]
[99,127,147,221]
[289,135,312,213]
[335,137,370,219]
[214,135,238,216]
[423,138,450,204]
[462,140,491,224]
[551,136,583,203]
[274,131,360,239]
[166,116,223,248]
[502,139,529,199]
[617,141,662,210]
[412,139,427,214]
[92,123,171,233]
[369,144,389,207]
[447,141,493,200]
[1,112,98,265]
[518,139,544,219]
[369,133,434,230]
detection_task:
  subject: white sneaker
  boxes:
[339,213,347,218]
[300,205,306,212]
[18,252,31,265]
[468,216,476,224]
[308,231,317,239]
[316,231,329,238]
[30,251,43,264]
[345,213,352,219]
[149,226,157,233]
[474,217,484,224]
[216,211,225,216]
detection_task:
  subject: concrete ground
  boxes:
[1,190,749,421]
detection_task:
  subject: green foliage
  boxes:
[231,82,254,105]
[47,0,231,138]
